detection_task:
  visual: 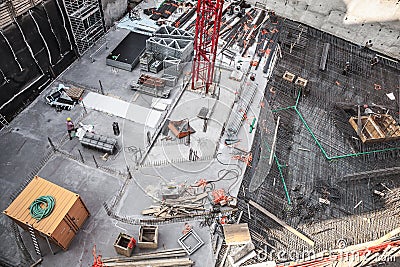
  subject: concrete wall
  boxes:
[251,0,400,59]
[101,0,127,28]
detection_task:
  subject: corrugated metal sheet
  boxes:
[3,176,90,250]
[0,2,13,28]
[11,0,31,17]
[0,0,43,29]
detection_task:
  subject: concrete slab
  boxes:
[343,0,400,24]
[143,68,238,165]
[59,28,141,104]
[83,92,163,128]
[58,109,154,172]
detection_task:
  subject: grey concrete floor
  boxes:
[0,14,266,267]
[1,1,397,266]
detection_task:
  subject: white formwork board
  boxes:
[84,92,162,128]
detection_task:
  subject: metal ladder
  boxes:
[28,225,42,257]
[0,113,9,128]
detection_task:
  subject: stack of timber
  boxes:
[141,192,208,218]
[66,87,85,101]
[103,248,193,266]
[138,74,166,89]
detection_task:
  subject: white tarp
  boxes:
[151,97,173,111]
[386,92,396,101]
[83,92,162,128]
[117,15,158,36]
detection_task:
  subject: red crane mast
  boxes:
[191,0,224,93]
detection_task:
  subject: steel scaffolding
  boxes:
[62,0,104,55]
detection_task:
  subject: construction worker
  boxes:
[127,2,133,19]
[66,117,75,140]
[370,55,379,66]
[363,40,373,50]
[342,61,350,75]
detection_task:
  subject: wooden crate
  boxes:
[114,233,134,257]
[282,71,295,82]
[3,176,90,250]
[168,120,195,139]
[295,77,308,87]
[138,226,158,249]
[349,115,400,143]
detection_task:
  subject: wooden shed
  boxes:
[168,120,196,139]
[3,176,90,250]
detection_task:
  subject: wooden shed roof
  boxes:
[3,176,80,236]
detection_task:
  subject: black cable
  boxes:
[216,152,242,169]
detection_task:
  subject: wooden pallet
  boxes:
[66,87,85,101]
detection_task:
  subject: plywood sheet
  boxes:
[223,223,251,245]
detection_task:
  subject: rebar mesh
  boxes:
[236,18,400,264]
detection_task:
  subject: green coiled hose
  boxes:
[29,195,55,222]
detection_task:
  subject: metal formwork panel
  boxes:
[11,0,30,16]
[146,37,193,61]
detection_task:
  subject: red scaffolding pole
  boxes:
[191,0,224,93]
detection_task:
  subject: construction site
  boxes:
[0,0,399,266]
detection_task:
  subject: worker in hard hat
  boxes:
[66,117,75,140]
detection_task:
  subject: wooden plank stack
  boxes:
[103,248,193,266]
[138,74,165,88]
[141,192,208,218]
